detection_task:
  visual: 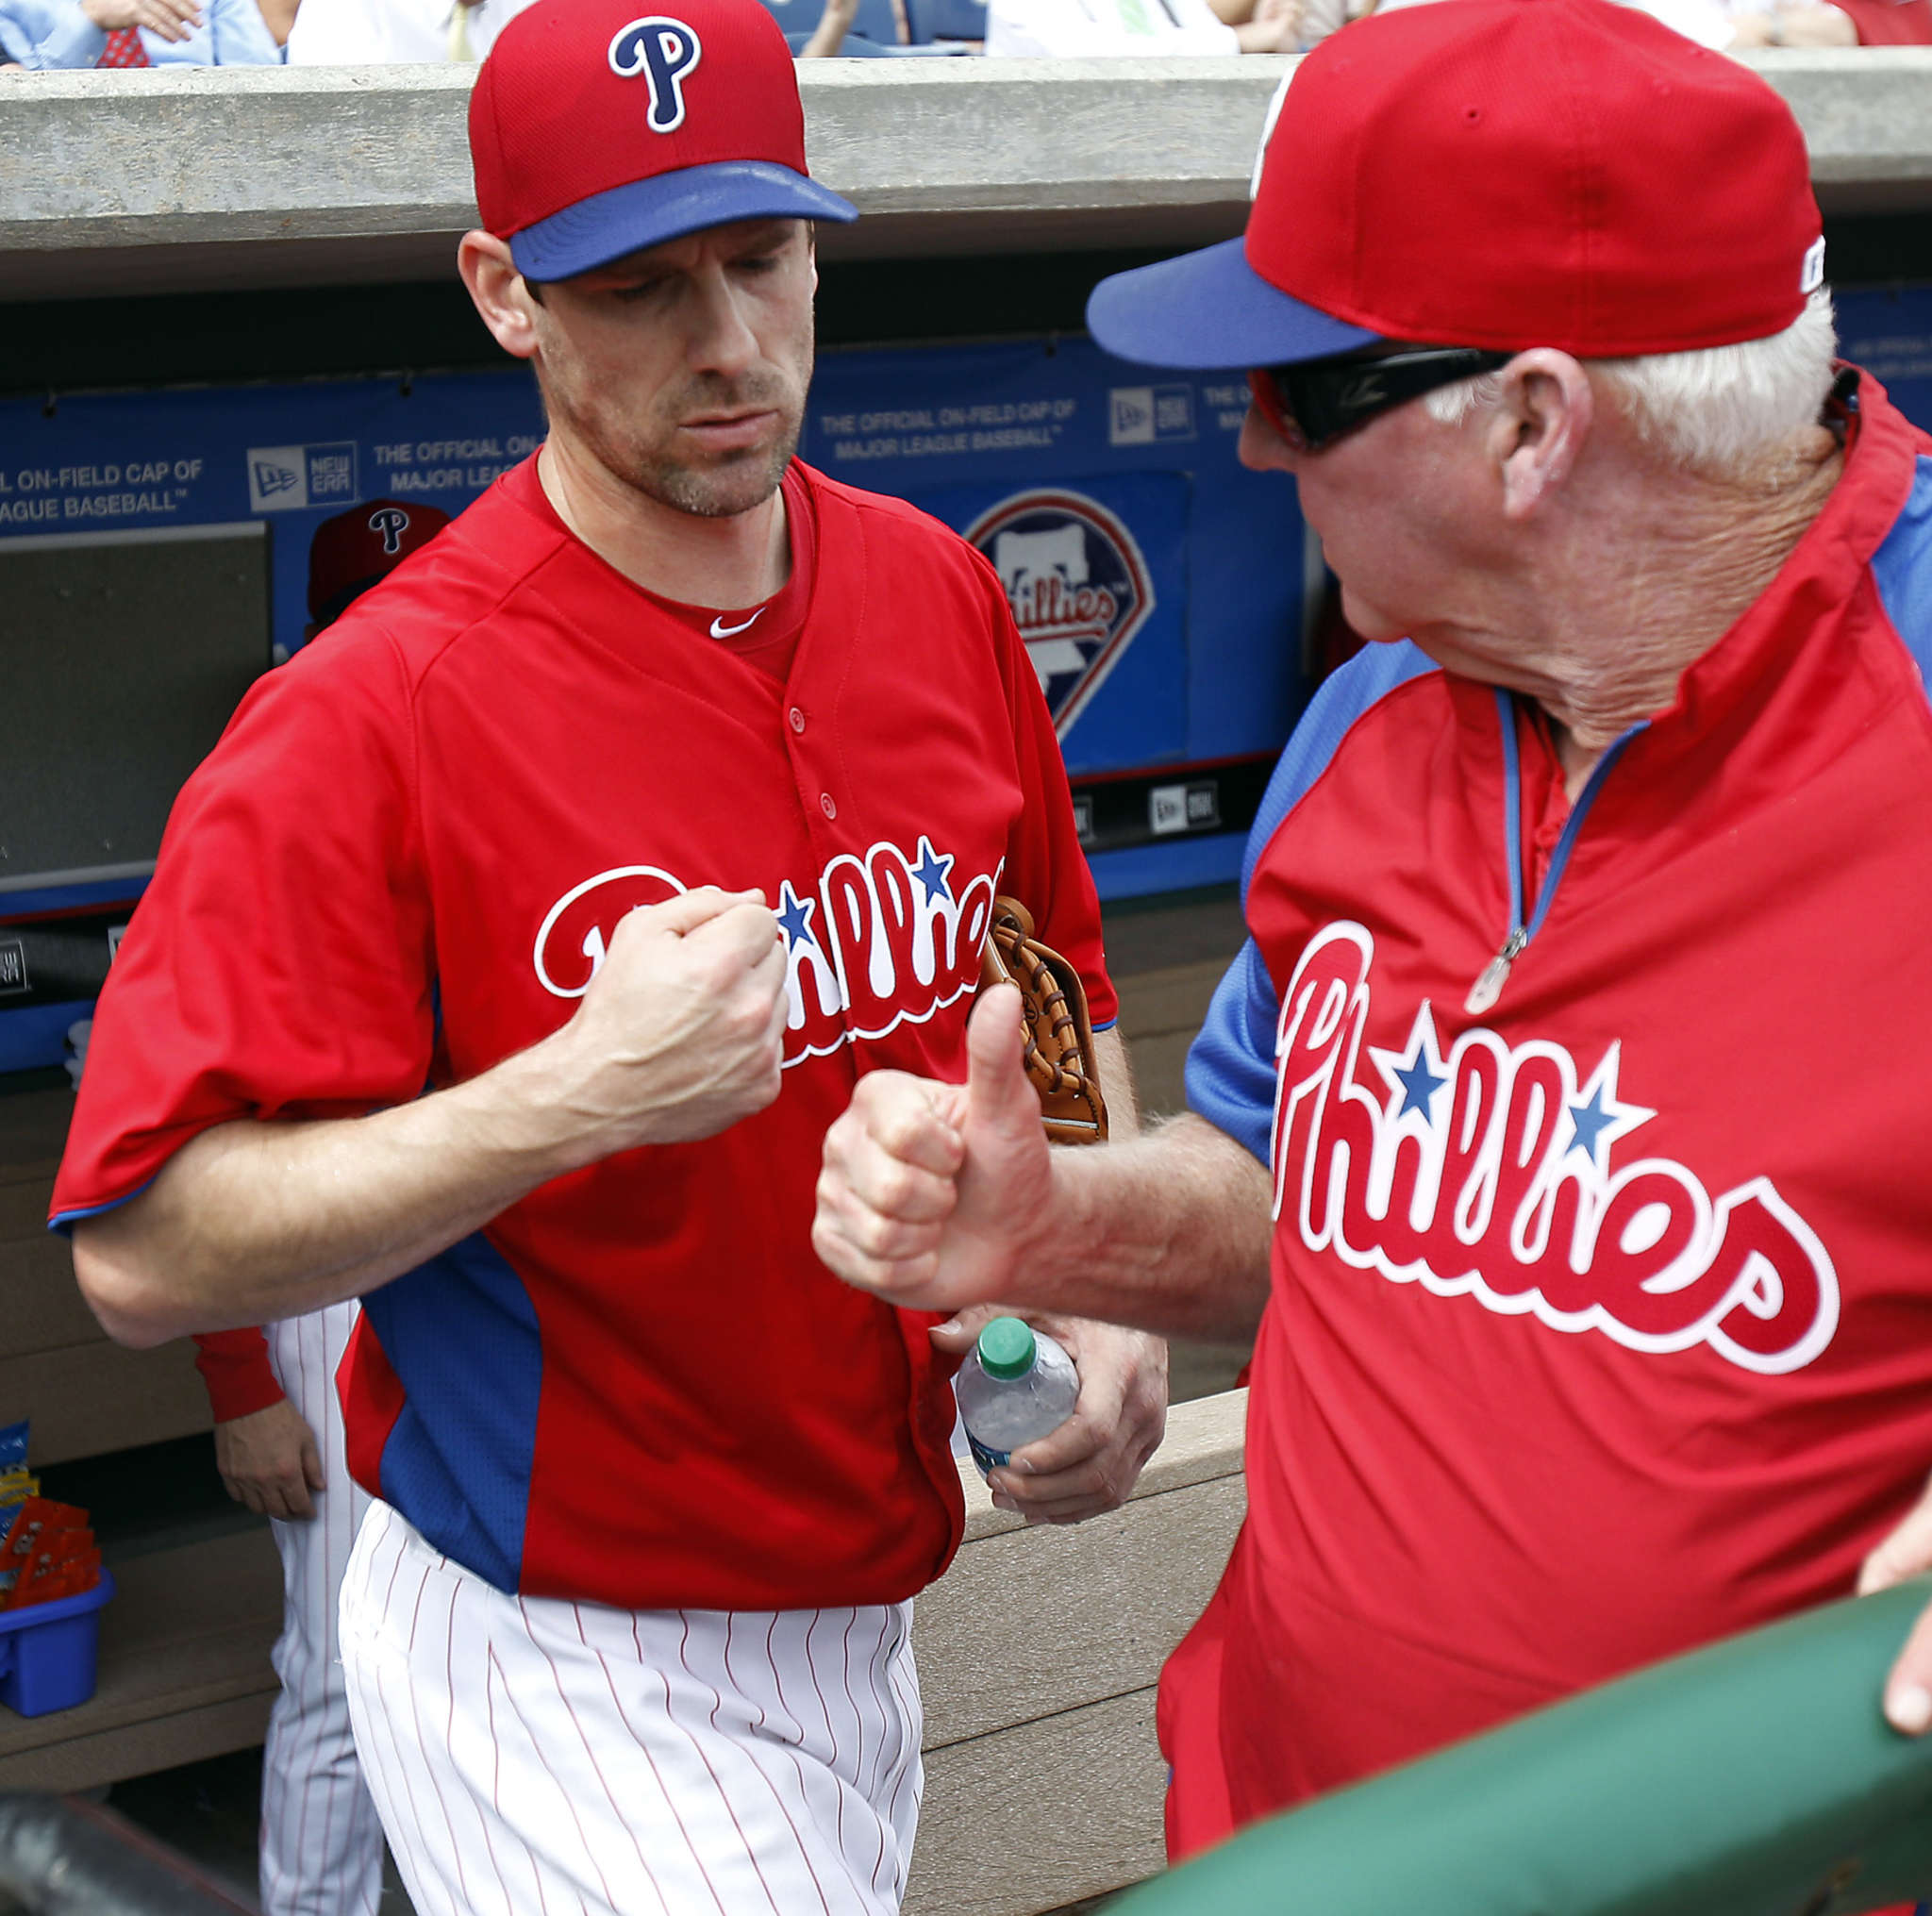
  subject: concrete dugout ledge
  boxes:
[1,52,1929,300]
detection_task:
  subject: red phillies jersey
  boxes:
[1168,375,1932,1852]
[54,458,1114,1611]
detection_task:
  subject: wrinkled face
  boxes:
[1239,392,1492,656]
[526,217,817,520]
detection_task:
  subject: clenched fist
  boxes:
[549,886,789,1155]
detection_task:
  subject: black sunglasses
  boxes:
[1249,346,1516,453]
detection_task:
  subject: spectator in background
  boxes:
[0,0,284,65]
[795,0,862,52]
[285,0,529,62]
[1287,0,1927,50]
[1208,0,1317,50]
[1729,0,1930,41]
[988,0,1288,53]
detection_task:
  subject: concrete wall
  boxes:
[1,52,1929,301]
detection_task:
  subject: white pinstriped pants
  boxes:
[340,1501,924,1916]
[261,1302,383,1916]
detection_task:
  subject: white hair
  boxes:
[1421,291,1839,478]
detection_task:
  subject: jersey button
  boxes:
[820,792,838,820]
[789,707,807,734]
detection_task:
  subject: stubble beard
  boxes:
[552,357,810,523]
[633,414,801,519]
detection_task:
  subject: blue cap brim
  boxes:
[510,160,859,283]
[1086,236,1384,371]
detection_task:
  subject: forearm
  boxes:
[796,0,857,56]
[1020,1112,1272,1341]
[73,885,789,1349]
[75,1036,603,1346]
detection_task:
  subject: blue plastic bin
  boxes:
[0,1571,115,1717]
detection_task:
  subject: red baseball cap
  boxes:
[469,0,858,283]
[1088,0,1825,370]
[307,499,452,626]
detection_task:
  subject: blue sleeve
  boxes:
[1184,639,1439,1165]
[143,0,283,61]
[1185,937,1280,1164]
[1874,452,1932,693]
[0,0,106,67]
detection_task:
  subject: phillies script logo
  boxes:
[1271,924,1840,1375]
[532,838,998,1065]
[966,490,1154,740]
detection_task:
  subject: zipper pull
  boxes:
[1465,927,1527,1018]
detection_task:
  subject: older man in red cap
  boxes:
[54,2,1165,1909]
[812,0,1932,1867]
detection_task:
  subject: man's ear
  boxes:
[1487,349,1593,521]
[458,230,542,363]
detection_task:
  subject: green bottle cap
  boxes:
[977,1317,1037,1381]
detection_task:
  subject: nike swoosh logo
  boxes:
[710,609,765,639]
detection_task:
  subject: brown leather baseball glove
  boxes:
[978,896,1108,1145]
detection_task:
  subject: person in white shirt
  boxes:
[284,0,528,62]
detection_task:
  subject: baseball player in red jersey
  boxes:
[189,498,449,1916]
[52,5,1164,1911]
[812,0,1932,1889]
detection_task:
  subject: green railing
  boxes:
[1119,1580,1932,1916]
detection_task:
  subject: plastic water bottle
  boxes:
[956,1318,1079,1480]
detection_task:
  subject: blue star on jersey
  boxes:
[776,879,820,951]
[909,837,955,906]
[1563,1043,1654,1171]
[1369,1004,1451,1125]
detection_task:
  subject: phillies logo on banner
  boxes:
[532,837,997,1065]
[1270,923,1840,1375]
[965,489,1154,740]
[608,15,702,132]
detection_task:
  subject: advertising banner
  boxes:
[2,288,1929,1074]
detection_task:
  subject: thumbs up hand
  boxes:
[812,985,1056,1315]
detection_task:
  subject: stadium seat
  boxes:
[762,0,903,44]
[904,0,987,40]
[783,26,892,50]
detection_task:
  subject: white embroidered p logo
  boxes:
[608,16,702,134]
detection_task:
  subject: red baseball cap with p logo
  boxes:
[1087,0,1824,370]
[307,499,453,627]
[469,0,858,283]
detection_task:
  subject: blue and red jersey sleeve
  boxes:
[49,626,437,1237]
[1187,640,1440,1162]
